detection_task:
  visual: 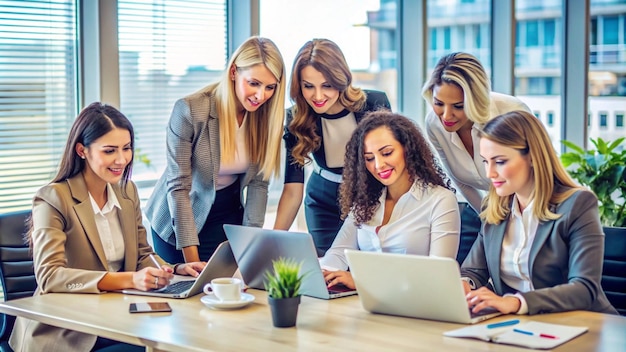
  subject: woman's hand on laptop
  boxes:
[465,287,521,314]
[322,270,355,290]
[175,262,206,277]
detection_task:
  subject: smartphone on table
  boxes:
[129,302,172,313]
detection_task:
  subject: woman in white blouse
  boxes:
[321,111,460,289]
[422,52,531,213]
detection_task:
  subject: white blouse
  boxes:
[320,182,460,271]
[88,183,125,272]
[500,196,538,293]
[426,92,531,212]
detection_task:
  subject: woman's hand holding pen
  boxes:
[128,254,173,291]
[133,266,174,291]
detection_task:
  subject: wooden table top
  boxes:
[0,290,624,351]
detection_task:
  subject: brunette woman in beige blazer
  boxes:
[9,103,204,352]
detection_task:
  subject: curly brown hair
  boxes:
[339,111,454,226]
[288,39,366,166]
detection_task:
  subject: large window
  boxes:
[0,0,78,213]
[515,0,562,152]
[588,0,626,148]
[259,0,396,230]
[118,0,227,185]
[427,0,491,70]
[259,0,395,109]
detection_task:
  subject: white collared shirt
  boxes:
[320,181,460,271]
[500,196,538,293]
[89,183,125,272]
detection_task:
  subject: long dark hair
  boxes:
[339,111,453,225]
[53,102,135,189]
[26,102,135,248]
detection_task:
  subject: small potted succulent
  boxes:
[264,257,304,328]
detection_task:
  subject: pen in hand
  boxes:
[149,253,162,269]
[149,254,169,288]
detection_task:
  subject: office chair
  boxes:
[0,210,36,351]
[455,203,480,265]
[602,227,626,316]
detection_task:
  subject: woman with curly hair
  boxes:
[273,38,391,256]
[320,111,460,289]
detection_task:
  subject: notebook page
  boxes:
[492,321,588,349]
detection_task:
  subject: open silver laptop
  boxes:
[121,241,238,299]
[345,250,502,324]
[223,224,356,300]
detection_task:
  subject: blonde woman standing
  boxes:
[146,37,286,263]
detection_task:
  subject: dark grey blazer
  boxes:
[145,86,268,250]
[461,188,617,315]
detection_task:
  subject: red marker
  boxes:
[539,333,558,339]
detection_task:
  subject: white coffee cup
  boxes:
[203,277,243,301]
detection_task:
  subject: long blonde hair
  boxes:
[214,36,285,180]
[288,38,366,166]
[479,110,582,224]
[422,52,491,125]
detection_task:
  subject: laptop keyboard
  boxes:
[153,280,194,294]
[469,306,499,318]
[328,283,354,294]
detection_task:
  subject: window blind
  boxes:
[118,0,227,183]
[0,0,77,213]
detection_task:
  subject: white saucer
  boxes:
[201,293,255,309]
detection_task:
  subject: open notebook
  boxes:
[444,321,588,349]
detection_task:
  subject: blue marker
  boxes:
[486,319,520,329]
[513,328,534,336]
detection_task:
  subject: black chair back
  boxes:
[456,203,480,265]
[0,210,36,343]
[602,226,626,316]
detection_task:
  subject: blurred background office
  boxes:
[1,0,625,229]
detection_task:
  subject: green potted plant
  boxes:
[560,137,626,227]
[264,257,304,328]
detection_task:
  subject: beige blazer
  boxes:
[9,174,160,352]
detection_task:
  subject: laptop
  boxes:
[345,250,502,324]
[223,224,356,300]
[121,241,238,299]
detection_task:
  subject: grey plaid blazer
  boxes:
[144,86,268,249]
